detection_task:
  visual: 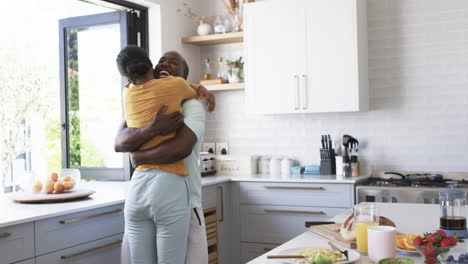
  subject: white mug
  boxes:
[367,226,397,262]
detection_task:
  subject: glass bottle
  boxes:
[217,57,226,81]
[202,57,212,80]
[213,16,226,34]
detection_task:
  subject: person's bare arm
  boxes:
[131,99,205,167]
[197,85,215,112]
[130,123,197,166]
[114,105,183,152]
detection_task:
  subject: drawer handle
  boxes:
[59,208,123,224]
[218,185,224,222]
[264,186,324,190]
[0,232,11,239]
[60,239,122,259]
[264,209,324,215]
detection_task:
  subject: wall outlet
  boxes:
[202,142,215,154]
[216,142,229,155]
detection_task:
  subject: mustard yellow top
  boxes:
[123,76,199,175]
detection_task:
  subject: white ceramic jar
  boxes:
[281,158,293,176]
[258,156,270,174]
[269,157,281,176]
[197,22,212,35]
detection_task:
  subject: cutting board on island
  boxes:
[309,224,357,249]
[6,189,95,203]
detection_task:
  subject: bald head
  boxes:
[154,51,189,80]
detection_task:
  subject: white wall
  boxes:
[140,0,210,83]
[202,0,468,173]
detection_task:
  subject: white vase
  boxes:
[197,22,212,36]
[228,67,241,83]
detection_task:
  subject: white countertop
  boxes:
[0,174,367,228]
[247,202,468,264]
[0,181,131,229]
[207,173,370,184]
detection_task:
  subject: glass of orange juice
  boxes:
[354,204,379,254]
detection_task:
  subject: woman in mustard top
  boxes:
[116,46,209,264]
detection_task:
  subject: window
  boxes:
[59,2,148,180]
[0,0,148,189]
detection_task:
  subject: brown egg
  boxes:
[54,182,64,193]
[50,172,59,182]
[43,180,55,193]
[32,180,43,193]
[63,181,75,190]
[62,175,72,182]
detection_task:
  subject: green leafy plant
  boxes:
[226,56,244,79]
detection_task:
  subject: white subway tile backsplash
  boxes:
[202,0,468,173]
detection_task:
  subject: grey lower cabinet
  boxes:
[238,181,354,262]
[35,234,123,264]
[0,204,124,264]
[0,222,34,264]
[13,259,35,264]
[240,242,278,264]
[202,183,240,264]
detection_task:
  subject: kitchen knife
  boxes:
[304,221,335,227]
[267,255,305,259]
[328,242,349,261]
[321,135,325,149]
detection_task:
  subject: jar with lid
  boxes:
[269,157,281,176]
[281,158,293,176]
[258,156,270,174]
[439,181,468,237]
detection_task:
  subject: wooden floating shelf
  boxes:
[182,32,243,46]
[203,82,244,92]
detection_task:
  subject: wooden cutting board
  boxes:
[309,224,357,249]
[6,189,95,203]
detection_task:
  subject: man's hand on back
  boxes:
[150,105,184,135]
[197,86,216,112]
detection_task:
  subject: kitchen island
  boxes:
[247,203,468,264]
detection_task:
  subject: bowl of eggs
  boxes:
[32,169,80,194]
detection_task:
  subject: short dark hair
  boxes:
[116,45,152,83]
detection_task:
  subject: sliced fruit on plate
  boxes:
[404,234,422,251]
[397,237,407,250]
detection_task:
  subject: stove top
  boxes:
[361,177,468,188]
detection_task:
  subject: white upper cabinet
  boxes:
[244,0,368,114]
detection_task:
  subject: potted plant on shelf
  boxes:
[226,56,244,83]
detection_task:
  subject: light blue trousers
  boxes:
[124,169,190,264]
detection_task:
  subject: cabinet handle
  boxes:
[301,74,308,109]
[59,208,123,224]
[60,239,122,259]
[264,186,324,190]
[0,232,11,239]
[264,209,324,215]
[217,185,224,222]
[293,75,300,110]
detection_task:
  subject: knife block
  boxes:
[320,149,336,175]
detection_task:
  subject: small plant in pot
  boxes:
[226,56,243,83]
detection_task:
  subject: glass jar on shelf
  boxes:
[213,16,226,34]
[217,57,226,81]
[202,57,212,80]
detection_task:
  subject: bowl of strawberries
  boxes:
[412,230,463,264]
